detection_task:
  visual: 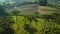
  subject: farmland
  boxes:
[0,12,60,34]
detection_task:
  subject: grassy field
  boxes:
[9,15,60,34]
[11,16,44,34]
[0,12,60,34]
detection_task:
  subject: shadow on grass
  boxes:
[0,16,15,34]
[24,24,37,34]
[0,27,15,34]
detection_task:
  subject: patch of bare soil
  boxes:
[39,9,60,14]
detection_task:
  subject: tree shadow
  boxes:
[24,24,37,34]
[0,16,15,34]
[0,27,15,34]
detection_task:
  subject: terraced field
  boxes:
[6,4,39,15]
[39,6,60,14]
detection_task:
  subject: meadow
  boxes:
[0,12,60,34]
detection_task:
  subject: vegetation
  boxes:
[0,0,60,34]
[0,12,60,34]
[12,12,60,34]
[39,0,47,6]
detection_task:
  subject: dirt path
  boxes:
[39,9,60,14]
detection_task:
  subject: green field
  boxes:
[11,14,60,34]
[0,13,60,34]
[11,16,45,34]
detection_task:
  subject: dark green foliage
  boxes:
[0,27,15,34]
[24,24,37,34]
[39,0,47,6]
[0,16,14,27]
[41,27,60,34]
[41,13,60,34]
[24,15,35,24]
[0,5,6,16]
[0,16,15,34]
[24,15,39,25]
[0,4,15,34]
[51,13,60,24]
[12,10,21,16]
[0,5,10,16]
[43,13,60,25]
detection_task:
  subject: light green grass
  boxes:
[11,16,45,34]
[10,16,60,34]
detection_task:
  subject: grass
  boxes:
[10,16,60,34]
[11,16,45,34]
[0,14,60,34]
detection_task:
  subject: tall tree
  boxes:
[39,0,47,6]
